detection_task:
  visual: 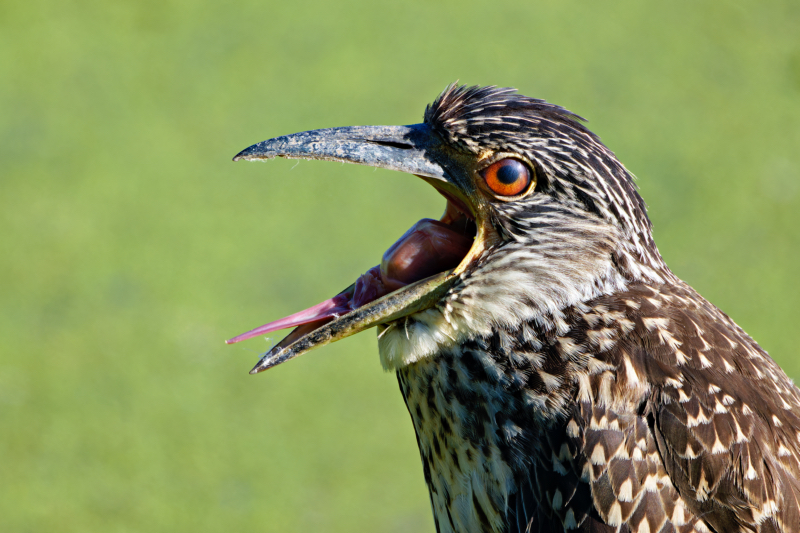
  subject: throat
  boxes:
[378,306,467,370]
[378,240,633,371]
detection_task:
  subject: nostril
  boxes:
[367,140,415,150]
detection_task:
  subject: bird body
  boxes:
[397,278,800,532]
[229,85,800,532]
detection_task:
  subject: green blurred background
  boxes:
[2,0,799,531]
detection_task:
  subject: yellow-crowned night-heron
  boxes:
[227,84,800,533]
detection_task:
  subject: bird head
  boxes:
[228,84,668,373]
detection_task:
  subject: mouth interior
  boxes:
[226,195,477,344]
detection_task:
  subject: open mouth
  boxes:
[227,123,484,373]
[227,197,476,345]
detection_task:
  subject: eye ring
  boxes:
[479,158,534,198]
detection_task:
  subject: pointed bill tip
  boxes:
[232,146,250,161]
[249,350,291,374]
[232,140,278,162]
[232,148,262,162]
[249,355,270,374]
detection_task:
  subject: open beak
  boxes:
[229,123,483,374]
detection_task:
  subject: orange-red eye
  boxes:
[480,158,532,197]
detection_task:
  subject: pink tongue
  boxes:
[226,219,472,344]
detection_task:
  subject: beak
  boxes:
[231,123,472,374]
[233,124,447,180]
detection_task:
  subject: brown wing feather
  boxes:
[397,277,800,533]
[606,282,800,532]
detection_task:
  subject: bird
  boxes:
[226,84,800,533]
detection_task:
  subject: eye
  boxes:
[480,158,532,197]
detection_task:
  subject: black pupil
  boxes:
[496,160,525,185]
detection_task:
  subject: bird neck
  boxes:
[377,235,671,372]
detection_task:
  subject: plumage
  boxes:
[230,84,800,532]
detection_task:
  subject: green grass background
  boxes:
[2,0,799,531]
